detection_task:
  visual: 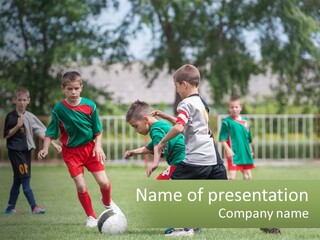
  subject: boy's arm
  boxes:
[146,145,162,177]
[249,143,254,156]
[93,133,106,163]
[51,141,62,153]
[36,129,61,153]
[221,141,234,159]
[38,137,52,160]
[124,147,152,159]
[248,127,254,156]
[5,115,24,139]
[39,135,61,153]
[157,123,184,154]
[151,110,177,125]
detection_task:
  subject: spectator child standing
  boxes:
[125,100,185,180]
[218,96,281,234]
[218,96,255,180]
[38,71,120,228]
[3,87,61,215]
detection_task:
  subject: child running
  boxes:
[38,71,120,228]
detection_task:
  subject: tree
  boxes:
[118,0,320,112]
[248,0,320,111]
[0,0,127,115]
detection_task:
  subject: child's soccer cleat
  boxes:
[86,216,98,228]
[100,198,122,214]
[164,227,201,234]
[32,206,45,214]
[165,228,194,237]
[164,228,176,234]
[3,208,22,214]
[193,228,202,233]
[260,228,281,234]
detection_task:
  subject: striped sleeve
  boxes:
[176,110,188,126]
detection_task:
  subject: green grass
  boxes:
[0,163,320,240]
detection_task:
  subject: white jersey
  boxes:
[176,94,217,165]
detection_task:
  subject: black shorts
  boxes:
[8,149,32,178]
[171,162,227,180]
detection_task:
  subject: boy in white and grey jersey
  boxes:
[152,64,227,180]
[177,94,217,165]
[153,65,280,236]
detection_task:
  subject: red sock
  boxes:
[77,191,96,218]
[100,182,111,206]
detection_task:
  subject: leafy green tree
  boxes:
[248,0,320,112]
[0,0,126,115]
[118,0,320,112]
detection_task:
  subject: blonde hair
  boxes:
[61,71,83,87]
[14,87,30,98]
[173,64,201,87]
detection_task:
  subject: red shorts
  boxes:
[227,158,255,171]
[156,165,177,180]
[62,141,105,178]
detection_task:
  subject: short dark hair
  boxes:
[173,64,201,87]
[62,71,83,87]
[228,96,242,106]
[229,96,240,102]
[126,100,150,122]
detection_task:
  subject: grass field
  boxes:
[0,162,320,240]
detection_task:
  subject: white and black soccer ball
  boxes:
[97,209,127,234]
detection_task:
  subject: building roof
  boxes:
[79,62,276,105]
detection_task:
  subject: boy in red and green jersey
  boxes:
[219,96,255,180]
[38,71,119,228]
[219,116,254,165]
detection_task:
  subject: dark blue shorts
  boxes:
[8,149,31,178]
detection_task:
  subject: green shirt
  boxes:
[45,98,102,147]
[219,116,254,165]
[146,120,185,166]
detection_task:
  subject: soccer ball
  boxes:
[97,209,127,234]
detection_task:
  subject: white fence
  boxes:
[100,114,319,162]
[216,114,318,161]
[101,115,146,162]
[0,114,318,162]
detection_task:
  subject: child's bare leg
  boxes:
[242,170,252,180]
[73,174,96,218]
[92,171,111,206]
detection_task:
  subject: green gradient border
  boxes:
[130,180,320,228]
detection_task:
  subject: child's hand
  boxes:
[38,149,48,160]
[124,150,134,159]
[93,145,106,164]
[157,141,166,154]
[150,110,164,118]
[147,163,158,177]
[225,148,234,159]
[52,141,62,153]
[17,115,25,127]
